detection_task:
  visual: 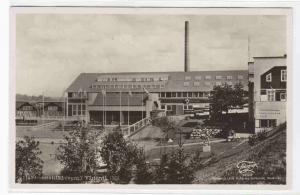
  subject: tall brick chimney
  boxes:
[184,21,189,72]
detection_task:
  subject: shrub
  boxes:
[248,135,257,146]
[257,130,267,141]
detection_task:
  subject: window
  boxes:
[216,76,223,80]
[72,105,77,116]
[193,92,198,97]
[227,81,233,86]
[280,93,286,101]
[193,82,200,86]
[195,76,201,80]
[47,106,58,111]
[260,119,276,128]
[227,76,233,80]
[177,92,182,97]
[161,105,165,109]
[203,92,210,97]
[82,105,86,115]
[215,81,222,86]
[166,92,171,98]
[188,92,193,97]
[238,75,244,80]
[160,92,165,98]
[183,92,187,97]
[204,82,211,86]
[267,89,275,101]
[22,106,33,111]
[205,75,211,80]
[171,92,176,97]
[166,105,172,111]
[185,76,191,80]
[78,105,82,115]
[281,70,287,82]
[183,82,190,87]
[266,73,272,82]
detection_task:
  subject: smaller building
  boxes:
[16,101,38,118]
[42,102,65,117]
[251,56,287,133]
[16,100,66,119]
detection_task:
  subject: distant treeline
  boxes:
[16,94,62,102]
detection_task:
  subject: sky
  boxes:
[15,14,286,97]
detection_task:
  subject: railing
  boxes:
[15,116,81,121]
[33,121,60,130]
[121,117,151,137]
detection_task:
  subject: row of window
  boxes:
[68,92,87,98]
[266,70,287,82]
[96,76,169,82]
[69,104,86,116]
[161,104,194,111]
[184,75,244,81]
[256,119,277,128]
[183,81,241,87]
[91,84,165,89]
[21,106,34,111]
[260,89,286,102]
[160,92,210,98]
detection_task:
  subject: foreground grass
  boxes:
[193,125,286,184]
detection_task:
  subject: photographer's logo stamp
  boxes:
[237,161,258,177]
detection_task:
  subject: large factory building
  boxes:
[66,70,248,125]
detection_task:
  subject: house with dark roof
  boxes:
[16,101,38,118]
[250,56,287,133]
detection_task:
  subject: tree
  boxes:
[153,154,169,184]
[209,83,245,121]
[154,148,194,184]
[165,148,195,184]
[56,123,101,177]
[16,136,44,183]
[134,148,154,184]
[100,130,140,184]
[151,116,175,133]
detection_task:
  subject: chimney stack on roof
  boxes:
[184,21,189,72]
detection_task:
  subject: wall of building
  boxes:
[253,57,287,133]
[253,57,286,102]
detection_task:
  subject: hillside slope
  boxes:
[193,124,286,184]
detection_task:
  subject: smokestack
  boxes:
[184,21,189,72]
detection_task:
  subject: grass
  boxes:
[38,143,64,175]
[16,126,68,139]
[193,124,286,184]
[181,122,201,128]
[145,140,241,162]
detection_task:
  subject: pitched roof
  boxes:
[66,70,249,93]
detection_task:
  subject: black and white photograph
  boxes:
[9,6,292,190]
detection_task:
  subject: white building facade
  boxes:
[252,56,287,133]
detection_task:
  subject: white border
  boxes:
[4,1,300,194]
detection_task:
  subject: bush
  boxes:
[257,130,267,141]
[248,130,268,146]
[190,151,204,170]
[248,135,256,146]
[151,116,175,133]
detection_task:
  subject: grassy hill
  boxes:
[193,123,286,184]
